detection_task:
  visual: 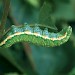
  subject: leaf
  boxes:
[68,68,75,75]
[25,0,40,8]
[38,2,58,31]
[0,44,35,75]
[51,0,75,21]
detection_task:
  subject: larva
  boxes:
[0,23,72,48]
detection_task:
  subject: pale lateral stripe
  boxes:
[0,31,67,46]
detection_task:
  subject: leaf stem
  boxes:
[0,0,10,37]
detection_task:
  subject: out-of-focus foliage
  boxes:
[4,72,19,75]
[0,0,75,75]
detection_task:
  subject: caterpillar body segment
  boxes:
[0,24,72,48]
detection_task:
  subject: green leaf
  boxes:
[51,0,75,21]
[38,2,58,31]
[68,68,75,75]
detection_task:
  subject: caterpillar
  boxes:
[0,23,72,48]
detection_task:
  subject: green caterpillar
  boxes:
[0,23,72,48]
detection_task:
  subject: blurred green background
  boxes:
[0,0,75,75]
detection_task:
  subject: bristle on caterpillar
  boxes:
[0,24,72,48]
